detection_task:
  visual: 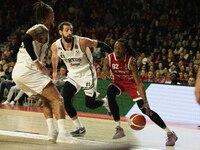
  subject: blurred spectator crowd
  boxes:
[0,0,199,104]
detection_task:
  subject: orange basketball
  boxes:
[129,113,146,130]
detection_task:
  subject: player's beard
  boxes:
[63,35,73,43]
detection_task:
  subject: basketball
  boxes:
[129,113,146,130]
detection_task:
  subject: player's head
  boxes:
[114,38,139,59]
[33,1,54,28]
[114,38,128,59]
[58,21,73,43]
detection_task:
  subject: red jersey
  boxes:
[108,53,141,100]
[108,53,134,83]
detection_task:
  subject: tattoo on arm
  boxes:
[33,26,48,38]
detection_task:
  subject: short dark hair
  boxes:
[58,21,73,31]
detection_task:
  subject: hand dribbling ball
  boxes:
[128,113,146,130]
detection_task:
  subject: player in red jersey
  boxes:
[102,38,178,146]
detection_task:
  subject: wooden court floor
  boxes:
[0,104,199,150]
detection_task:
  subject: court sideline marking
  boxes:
[0,129,162,150]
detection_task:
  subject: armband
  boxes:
[22,34,38,61]
[97,41,113,54]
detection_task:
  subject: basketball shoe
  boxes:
[102,96,112,116]
[2,100,10,105]
[70,127,86,137]
[48,130,58,143]
[9,101,16,105]
[57,131,80,144]
[112,126,126,139]
[166,131,178,146]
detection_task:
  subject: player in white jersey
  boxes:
[12,1,78,144]
[51,21,113,137]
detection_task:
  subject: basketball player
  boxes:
[12,1,77,143]
[195,68,200,105]
[102,38,178,146]
[51,21,112,137]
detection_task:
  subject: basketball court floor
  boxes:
[0,104,199,150]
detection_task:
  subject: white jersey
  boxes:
[55,35,97,90]
[17,24,49,65]
[12,24,51,96]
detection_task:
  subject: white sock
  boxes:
[46,118,56,132]
[73,118,83,129]
[115,121,121,127]
[164,127,171,133]
[57,119,66,133]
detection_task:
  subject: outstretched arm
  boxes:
[130,58,147,102]
[51,42,59,81]
[80,37,113,54]
[195,68,200,105]
[97,41,113,54]
[129,57,152,115]
[101,56,111,78]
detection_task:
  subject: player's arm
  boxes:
[51,42,59,81]
[129,57,152,115]
[22,25,49,74]
[129,57,147,102]
[195,67,200,105]
[80,37,113,54]
[22,25,48,62]
[101,56,111,78]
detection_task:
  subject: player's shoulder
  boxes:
[51,39,61,49]
[79,36,94,42]
[108,52,115,59]
[130,56,136,63]
[27,24,48,32]
[35,24,48,29]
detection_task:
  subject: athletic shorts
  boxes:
[12,62,51,96]
[64,71,99,97]
[111,81,142,101]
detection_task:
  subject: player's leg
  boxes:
[41,99,58,142]
[41,82,65,119]
[62,78,80,119]
[61,81,86,137]
[84,78,111,114]
[85,92,103,108]
[41,82,78,143]
[12,64,78,143]
[136,99,178,146]
[126,83,177,146]
[107,84,125,139]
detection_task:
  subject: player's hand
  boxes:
[52,71,58,81]
[52,79,58,84]
[40,66,50,76]
[35,61,50,76]
[141,102,152,116]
